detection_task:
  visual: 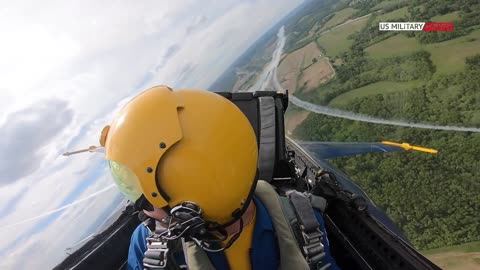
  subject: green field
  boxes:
[322,8,356,29]
[317,17,369,57]
[366,29,480,74]
[422,240,480,255]
[372,0,408,11]
[373,7,409,23]
[422,241,480,270]
[413,31,480,74]
[329,80,423,107]
[431,11,460,22]
[365,34,419,58]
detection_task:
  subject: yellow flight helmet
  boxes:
[100,86,258,226]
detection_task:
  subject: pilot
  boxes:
[100,86,339,270]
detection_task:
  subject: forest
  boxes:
[293,62,480,249]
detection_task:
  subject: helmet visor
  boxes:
[108,160,142,202]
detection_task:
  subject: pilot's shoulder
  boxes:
[127,224,150,270]
[130,223,149,246]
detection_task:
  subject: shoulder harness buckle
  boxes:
[286,190,329,269]
[143,236,170,269]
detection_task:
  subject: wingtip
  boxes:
[381,140,438,154]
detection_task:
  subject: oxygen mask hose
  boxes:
[143,201,207,269]
[159,201,243,252]
[160,201,206,241]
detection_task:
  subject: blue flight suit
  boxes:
[127,196,340,270]
[128,222,151,270]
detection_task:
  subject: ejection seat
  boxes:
[214,91,290,182]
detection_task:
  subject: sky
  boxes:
[0,0,303,268]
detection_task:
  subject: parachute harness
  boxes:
[143,201,244,269]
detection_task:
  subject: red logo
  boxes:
[422,22,454,31]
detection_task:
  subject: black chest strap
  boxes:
[282,191,331,270]
[143,221,186,270]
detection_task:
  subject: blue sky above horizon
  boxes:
[0,0,302,268]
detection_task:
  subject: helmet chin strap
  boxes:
[158,201,244,252]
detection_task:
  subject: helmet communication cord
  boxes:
[143,201,244,269]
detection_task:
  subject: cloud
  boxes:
[0,188,27,218]
[186,15,209,34]
[0,172,122,269]
[176,63,199,86]
[165,44,181,59]
[0,99,73,186]
[153,44,181,71]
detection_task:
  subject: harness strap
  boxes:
[288,192,320,233]
[143,221,185,270]
[255,181,311,270]
[310,195,327,213]
[146,181,329,270]
[183,241,216,270]
[283,191,328,269]
[143,236,170,269]
[142,218,156,233]
[258,96,277,182]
